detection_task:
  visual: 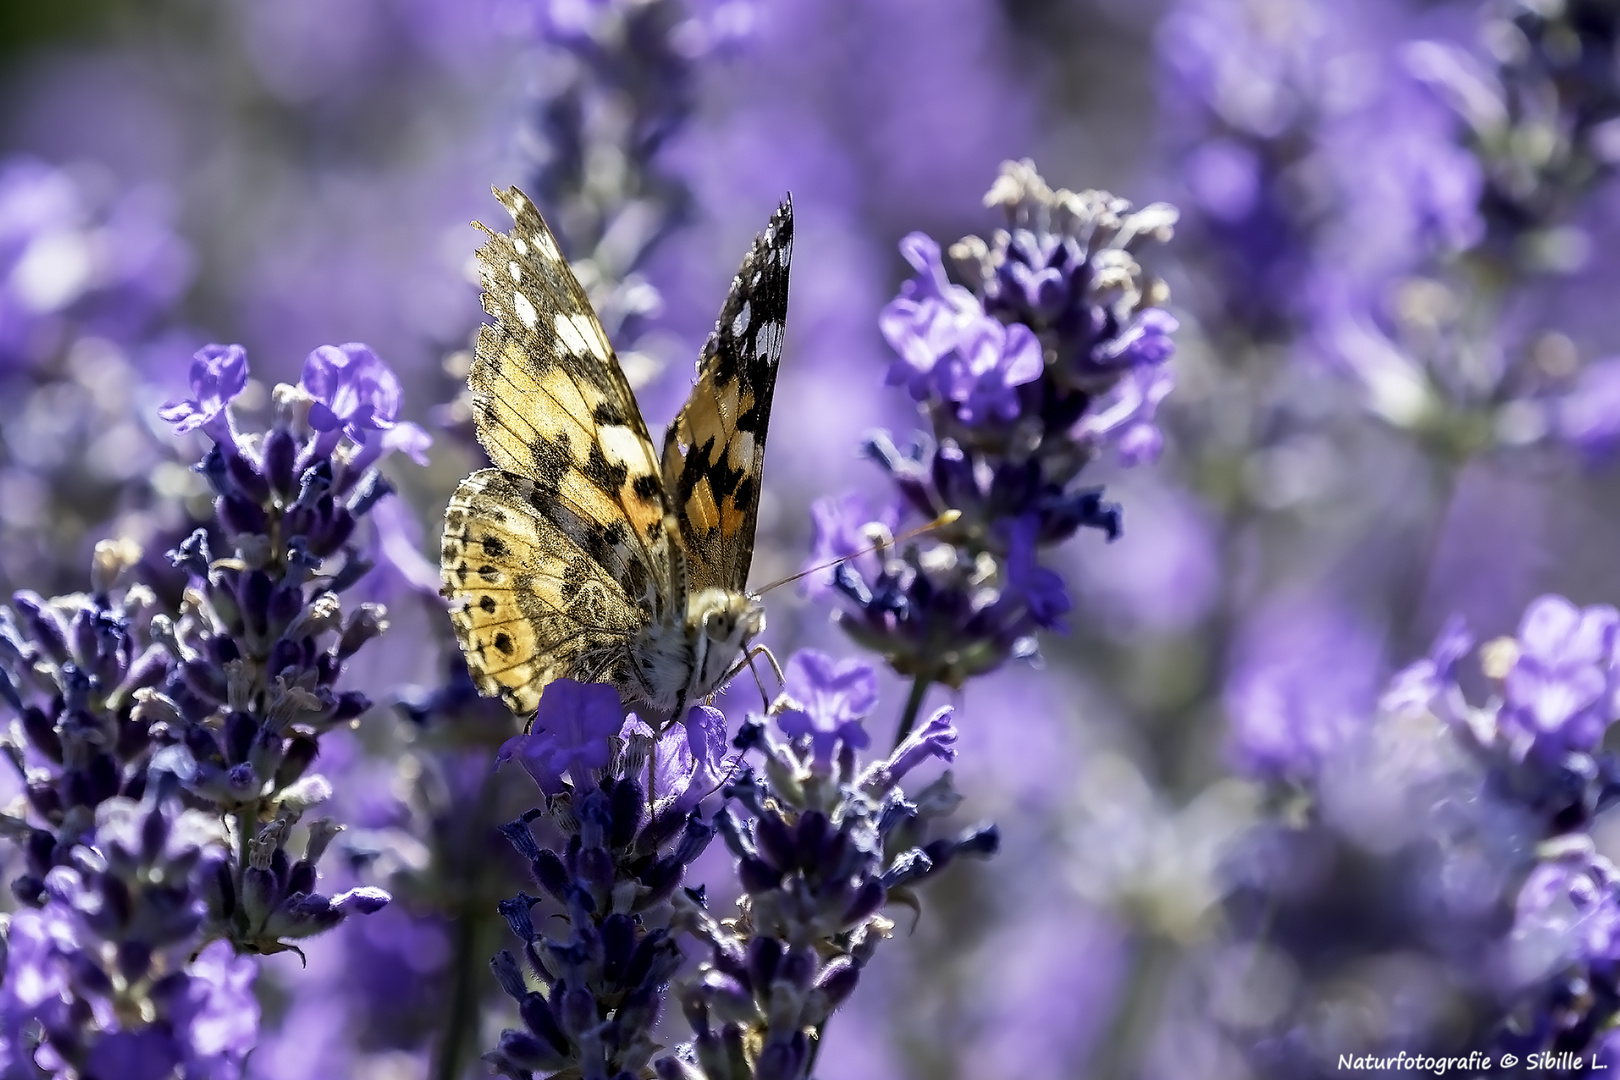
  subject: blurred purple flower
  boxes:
[1500,595,1620,757]
[1380,613,1473,720]
[0,156,192,370]
[866,704,956,793]
[1067,479,1219,634]
[803,492,900,600]
[1224,596,1383,781]
[358,494,442,601]
[775,649,876,768]
[1002,514,1071,632]
[879,232,983,391]
[498,678,625,794]
[1074,362,1176,467]
[158,343,248,451]
[1510,853,1620,988]
[166,941,261,1079]
[1096,307,1179,371]
[1557,357,1620,453]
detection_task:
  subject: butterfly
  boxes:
[440,186,792,722]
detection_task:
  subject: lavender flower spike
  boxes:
[485,682,727,1080]
[657,650,997,1080]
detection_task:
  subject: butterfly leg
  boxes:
[721,643,784,711]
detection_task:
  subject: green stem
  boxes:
[432,905,483,1080]
[1087,931,1177,1080]
[431,766,505,1080]
[893,676,931,749]
[233,807,254,917]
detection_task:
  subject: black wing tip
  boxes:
[769,194,793,239]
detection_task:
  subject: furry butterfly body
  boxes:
[439,186,792,719]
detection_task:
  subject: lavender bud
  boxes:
[262,427,299,498]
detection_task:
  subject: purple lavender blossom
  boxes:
[1497,595,1620,758]
[0,342,416,962]
[301,343,407,442]
[485,680,726,1080]
[803,493,901,601]
[821,162,1168,708]
[1501,846,1620,1058]
[496,678,625,795]
[657,658,996,1080]
[879,232,991,399]
[634,704,728,814]
[0,791,261,1078]
[1219,593,1620,1073]
[884,311,1043,426]
[1223,596,1384,782]
[774,650,876,768]
[158,343,249,452]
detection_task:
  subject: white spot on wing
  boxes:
[554,312,588,356]
[534,231,559,261]
[513,238,529,256]
[570,312,609,361]
[513,291,539,329]
[599,424,652,472]
[728,430,755,470]
[754,319,784,363]
[509,261,523,283]
[731,301,750,340]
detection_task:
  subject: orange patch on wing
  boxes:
[685,476,720,534]
[719,492,750,538]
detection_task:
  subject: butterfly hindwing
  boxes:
[661,198,794,593]
[442,469,646,714]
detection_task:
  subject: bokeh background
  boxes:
[4,0,1620,1077]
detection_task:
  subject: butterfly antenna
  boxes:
[756,509,961,595]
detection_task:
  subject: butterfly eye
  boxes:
[703,610,733,642]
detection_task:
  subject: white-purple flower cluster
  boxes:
[810,160,1176,706]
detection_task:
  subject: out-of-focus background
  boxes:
[5,1,1620,1077]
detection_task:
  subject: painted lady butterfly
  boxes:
[440,187,792,720]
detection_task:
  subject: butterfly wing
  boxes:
[442,469,650,713]
[442,186,674,713]
[661,198,794,594]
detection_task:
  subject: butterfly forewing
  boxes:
[661,197,794,594]
[467,187,671,589]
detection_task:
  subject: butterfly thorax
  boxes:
[629,587,765,714]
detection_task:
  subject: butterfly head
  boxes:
[689,587,766,697]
